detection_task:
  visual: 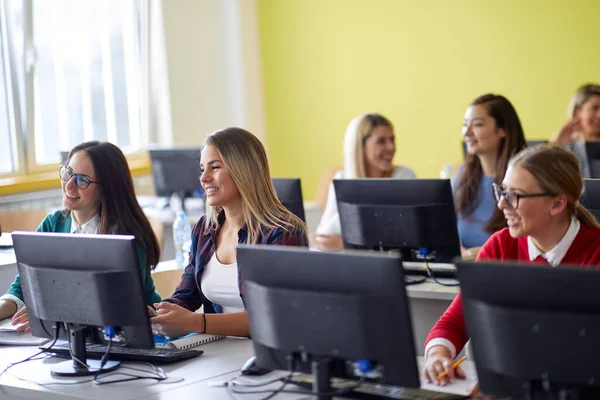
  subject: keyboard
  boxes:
[43,343,204,364]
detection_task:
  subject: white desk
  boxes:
[0,337,255,400]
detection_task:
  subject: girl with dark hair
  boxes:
[454,94,527,259]
[0,141,161,331]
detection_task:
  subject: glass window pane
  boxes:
[0,27,14,174]
[32,0,142,165]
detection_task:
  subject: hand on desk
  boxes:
[310,234,344,251]
[12,307,31,333]
[423,352,466,386]
[461,246,481,260]
[150,302,203,338]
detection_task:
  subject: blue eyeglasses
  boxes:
[59,165,98,190]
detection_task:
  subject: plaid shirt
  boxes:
[164,212,308,313]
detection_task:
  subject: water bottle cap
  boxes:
[356,359,372,373]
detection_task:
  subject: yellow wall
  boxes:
[257,0,600,200]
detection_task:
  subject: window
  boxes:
[0,0,147,178]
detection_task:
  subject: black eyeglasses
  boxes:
[59,165,98,190]
[492,182,555,210]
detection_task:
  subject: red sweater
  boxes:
[425,223,600,356]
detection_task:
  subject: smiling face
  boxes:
[499,165,560,239]
[363,125,395,176]
[576,95,600,140]
[61,151,101,217]
[462,104,506,157]
[200,144,242,208]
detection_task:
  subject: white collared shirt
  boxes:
[527,217,580,267]
[70,213,101,234]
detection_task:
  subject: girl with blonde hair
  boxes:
[313,113,416,251]
[551,83,600,178]
[150,128,308,337]
[423,145,600,386]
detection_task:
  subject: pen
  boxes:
[437,356,466,379]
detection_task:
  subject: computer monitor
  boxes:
[581,179,600,222]
[59,151,70,164]
[12,231,154,377]
[272,178,306,222]
[461,140,547,160]
[585,142,600,179]
[456,260,600,399]
[149,147,203,211]
[238,245,420,398]
[334,179,461,263]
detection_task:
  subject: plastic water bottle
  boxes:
[439,163,453,180]
[173,211,192,269]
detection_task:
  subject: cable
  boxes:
[425,262,460,287]
[404,275,427,285]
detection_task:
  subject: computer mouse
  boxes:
[240,356,272,376]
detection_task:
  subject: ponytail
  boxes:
[574,202,600,229]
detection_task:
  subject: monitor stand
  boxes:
[50,325,120,377]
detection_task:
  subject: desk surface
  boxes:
[0,337,255,400]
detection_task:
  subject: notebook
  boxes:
[419,359,478,397]
[0,319,51,346]
[154,332,224,350]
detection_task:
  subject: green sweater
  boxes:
[6,210,161,306]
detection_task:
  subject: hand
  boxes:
[310,234,344,251]
[423,350,466,386]
[12,307,31,333]
[150,302,203,338]
[550,116,582,144]
[147,305,157,317]
[461,246,481,260]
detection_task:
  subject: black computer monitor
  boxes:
[149,147,203,211]
[12,232,154,377]
[457,260,600,399]
[581,179,600,222]
[585,142,600,179]
[461,140,547,160]
[238,245,420,399]
[334,179,461,263]
[272,178,306,223]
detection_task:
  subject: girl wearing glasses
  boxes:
[312,113,416,251]
[454,94,527,260]
[423,145,600,386]
[149,128,308,338]
[0,141,161,331]
[550,83,600,178]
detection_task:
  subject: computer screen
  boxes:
[581,179,600,222]
[238,245,420,394]
[334,179,461,263]
[12,231,154,376]
[272,178,306,223]
[149,147,203,211]
[585,142,600,179]
[456,260,600,399]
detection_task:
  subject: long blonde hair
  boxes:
[509,144,600,229]
[202,127,307,243]
[343,113,394,178]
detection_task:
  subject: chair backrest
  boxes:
[0,210,49,232]
[151,269,183,298]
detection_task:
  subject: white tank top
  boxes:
[200,253,245,313]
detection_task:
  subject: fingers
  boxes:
[147,305,157,317]
[15,321,30,333]
[455,365,467,380]
[442,359,455,383]
[12,309,29,326]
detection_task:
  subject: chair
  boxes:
[151,269,183,298]
[0,209,50,232]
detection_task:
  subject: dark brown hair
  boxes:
[454,94,527,233]
[509,144,600,229]
[67,141,160,269]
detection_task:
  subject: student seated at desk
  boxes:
[150,128,308,338]
[423,145,600,386]
[0,141,161,331]
[454,94,526,260]
[312,113,416,251]
[550,83,600,178]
